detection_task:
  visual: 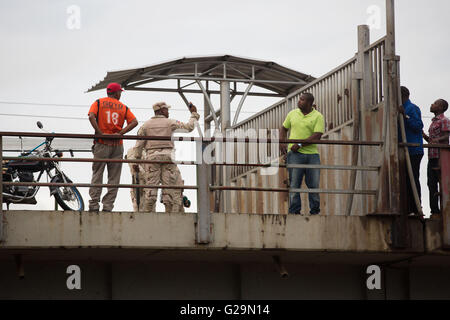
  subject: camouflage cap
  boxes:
[153,102,171,111]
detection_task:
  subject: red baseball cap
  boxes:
[106,83,124,93]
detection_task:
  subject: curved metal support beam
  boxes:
[232,82,254,126]
[196,80,219,128]
[228,64,252,80]
[205,110,221,123]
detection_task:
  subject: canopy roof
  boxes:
[87,55,314,96]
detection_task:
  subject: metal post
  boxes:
[377,0,401,214]
[359,25,371,215]
[384,0,407,248]
[387,0,401,213]
[203,87,218,212]
[204,86,211,135]
[346,25,368,216]
[196,141,211,244]
[220,81,231,213]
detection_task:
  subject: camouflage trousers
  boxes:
[141,149,184,213]
[161,167,185,213]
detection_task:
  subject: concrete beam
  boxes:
[0,211,427,253]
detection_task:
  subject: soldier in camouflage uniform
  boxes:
[134,101,200,213]
[126,146,145,211]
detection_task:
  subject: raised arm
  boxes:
[170,104,200,132]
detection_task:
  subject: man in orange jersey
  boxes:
[88,82,138,212]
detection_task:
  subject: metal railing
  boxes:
[365,36,385,107]
[1,131,450,244]
[0,132,384,198]
[229,37,387,180]
[230,56,358,179]
[2,132,448,194]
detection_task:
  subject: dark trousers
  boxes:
[427,158,441,214]
[406,154,423,214]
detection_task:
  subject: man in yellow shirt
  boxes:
[280,92,325,215]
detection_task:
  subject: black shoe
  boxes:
[102,209,112,212]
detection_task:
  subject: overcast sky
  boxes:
[1,0,449,215]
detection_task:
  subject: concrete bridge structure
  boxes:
[1,0,450,299]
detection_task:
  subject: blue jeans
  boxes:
[287,151,321,214]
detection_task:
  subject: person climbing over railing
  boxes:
[279,92,325,215]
